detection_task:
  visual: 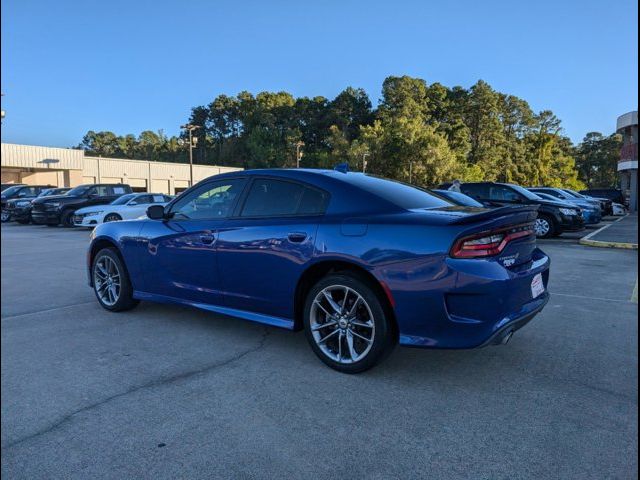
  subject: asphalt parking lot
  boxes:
[1,222,637,479]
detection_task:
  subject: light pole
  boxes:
[362,152,370,173]
[295,141,305,168]
[181,124,201,186]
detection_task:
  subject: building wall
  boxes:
[616,111,638,212]
[1,143,242,195]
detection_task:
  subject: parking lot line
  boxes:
[633,280,638,304]
[552,291,636,304]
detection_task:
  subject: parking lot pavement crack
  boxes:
[2,327,271,451]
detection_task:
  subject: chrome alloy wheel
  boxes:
[534,218,550,237]
[93,255,122,306]
[310,285,375,364]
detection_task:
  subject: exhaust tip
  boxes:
[501,330,514,345]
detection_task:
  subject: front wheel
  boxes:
[61,209,75,228]
[0,211,11,223]
[534,214,556,239]
[104,213,122,223]
[303,273,396,373]
[92,248,139,312]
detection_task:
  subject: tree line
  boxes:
[78,75,621,189]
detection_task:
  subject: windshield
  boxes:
[563,189,584,199]
[1,186,24,196]
[510,184,543,201]
[66,185,92,196]
[432,189,484,207]
[36,189,54,198]
[110,193,136,205]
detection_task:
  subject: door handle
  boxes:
[287,232,307,243]
[200,234,216,245]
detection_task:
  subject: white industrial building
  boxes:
[1,143,242,194]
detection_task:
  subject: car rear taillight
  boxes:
[450,224,534,259]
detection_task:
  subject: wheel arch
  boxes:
[88,237,127,287]
[293,259,398,335]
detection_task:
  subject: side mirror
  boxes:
[146,204,165,220]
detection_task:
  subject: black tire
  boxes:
[303,273,396,374]
[61,209,75,228]
[103,213,122,223]
[16,217,31,224]
[92,248,139,312]
[0,211,11,223]
[534,214,556,239]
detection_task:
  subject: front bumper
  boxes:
[582,210,602,225]
[73,214,100,227]
[6,206,32,221]
[558,214,585,231]
[31,211,62,225]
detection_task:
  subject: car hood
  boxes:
[75,204,113,214]
[532,198,578,209]
[32,194,76,204]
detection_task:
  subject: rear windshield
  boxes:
[348,175,452,210]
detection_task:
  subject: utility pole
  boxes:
[181,124,201,186]
[362,152,370,173]
[295,141,305,168]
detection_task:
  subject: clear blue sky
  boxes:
[1,0,637,147]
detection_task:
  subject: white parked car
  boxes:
[73,193,173,227]
[612,203,627,216]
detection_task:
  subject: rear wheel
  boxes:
[303,273,396,373]
[534,214,556,239]
[92,248,139,312]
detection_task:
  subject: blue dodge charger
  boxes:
[88,169,550,373]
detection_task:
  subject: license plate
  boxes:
[531,273,544,299]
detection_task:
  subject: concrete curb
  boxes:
[578,215,638,250]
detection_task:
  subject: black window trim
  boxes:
[231,176,331,220]
[164,176,249,221]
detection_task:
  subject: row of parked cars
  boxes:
[0,179,627,239]
[0,183,172,227]
[436,182,627,238]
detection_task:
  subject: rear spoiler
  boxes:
[450,205,539,225]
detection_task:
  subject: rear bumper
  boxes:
[389,248,551,349]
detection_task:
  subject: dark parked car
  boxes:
[457,182,584,238]
[1,183,24,192]
[31,183,133,227]
[88,169,550,373]
[4,187,71,224]
[1,185,54,222]
[580,188,626,207]
[527,187,602,225]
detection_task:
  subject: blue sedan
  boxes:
[87,169,550,373]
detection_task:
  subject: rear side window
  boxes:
[461,184,489,199]
[240,179,328,217]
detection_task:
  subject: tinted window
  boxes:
[89,185,110,197]
[170,179,245,219]
[241,179,305,217]
[349,175,451,210]
[298,187,329,215]
[127,195,152,205]
[461,184,490,199]
[66,185,92,196]
[488,185,522,201]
